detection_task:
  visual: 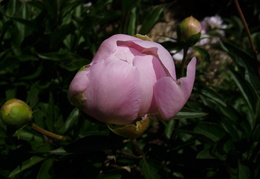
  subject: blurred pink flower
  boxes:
[199,15,227,46]
[201,15,227,32]
[68,34,196,125]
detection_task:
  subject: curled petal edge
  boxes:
[154,57,197,120]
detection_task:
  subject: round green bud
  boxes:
[0,99,33,127]
[177,16,202,46]
[107,115,150,139]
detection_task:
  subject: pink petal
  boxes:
[91,34,141,65]
[83,60,141,125]
[128,40,177,80]
[178,57,197,98]
[133,54,168,115]
[154,58,196,120]
[68,68,90,98]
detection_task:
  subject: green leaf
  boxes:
[60,0,86,18]
[193,122,227,142]
[139,159,160,179]
[8,156,45,178]
[26,83,40,108]
[139,5,164,35]
[45,94,56,132]
[220,41,260,92]
[230,70,257,116]
[199,88,239,121]
[163,119,175,139]
[196,147,215,159]
[200,88,227,107]
[49,147,69,155]
[160,40,181,51]
[5,0,19,17]
[49,23,75,49]
[59,108,80,134]
[176,121,227,143]
[36,158,54,179]
[37,52,88,71]
[14,128,44,143]
[122,0,139,11]
[5,88,17,100]
[42,0,58,20]
[139,158,166,179]
[20,65,43,80]
[220,118,240,141]
[238,162,251,179]
[17,2,30,40]
[174,111,207,119]
[195,122,227,142]
[127,7,137,35]
[60,56,89,71]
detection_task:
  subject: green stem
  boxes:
[234,0,258,60]
[180,47,189,77]
[31,123,68,141]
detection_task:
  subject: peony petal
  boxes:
[68,68,90,99]
[133,55,156,115]
[83,59,141,125]
[128,40,177,80]
[91,34,141,65]
[178,57,197,98]
[154,58,196,120]
[133,54,168,115]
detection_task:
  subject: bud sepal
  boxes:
[107,115,150,139]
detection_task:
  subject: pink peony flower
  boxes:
[68,34,196,125]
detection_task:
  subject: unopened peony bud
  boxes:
[177,16,202,46]
[68,34,197,125]
[0,99,33,127]
[107,115,150,139]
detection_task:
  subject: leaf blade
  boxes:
[8,156,45,178]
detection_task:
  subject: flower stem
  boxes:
[31,123,68,141]
[180,47,189,77]
[234,0,258,60]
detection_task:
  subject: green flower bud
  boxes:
[177,16,202,46]
[0,99,33,127]
[107,115,150,139]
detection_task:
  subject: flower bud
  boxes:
[68,34,197,125]
[0,99,33,127]
[177,16,202,46]
[107,115,150,139]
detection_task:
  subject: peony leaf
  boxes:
[174,111,207,119]
[127,7,137,35]
[139,5,164,34]
[8,156,45,178]
[139,159,161,179]
[36,158,54,179]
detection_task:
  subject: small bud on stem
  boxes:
[1,99,32,127]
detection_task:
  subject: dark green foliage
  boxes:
[0,0,260,178]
